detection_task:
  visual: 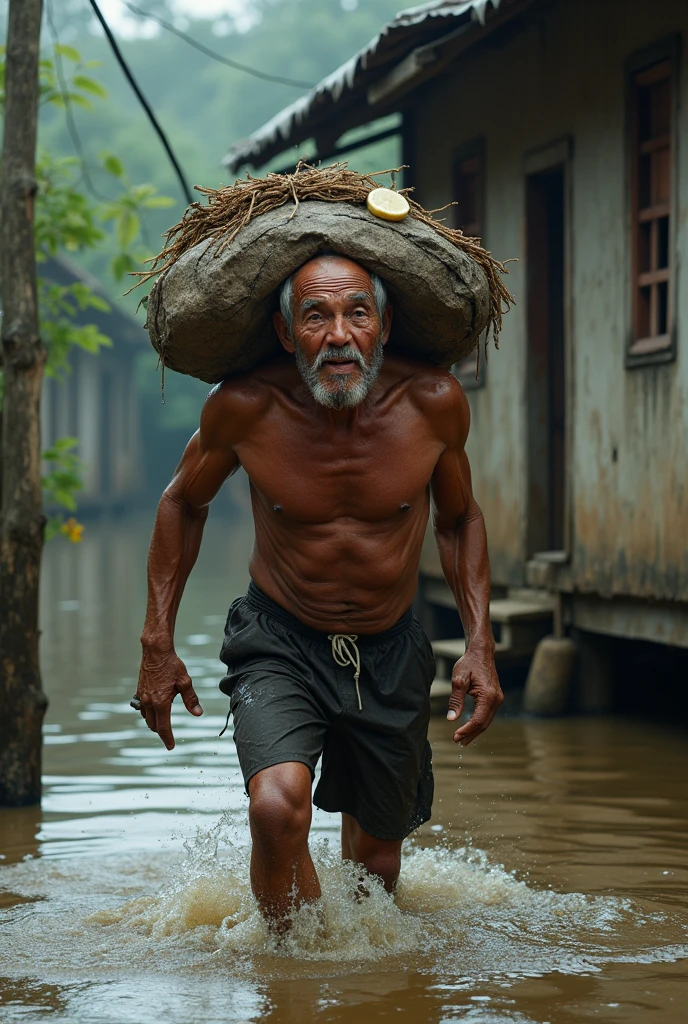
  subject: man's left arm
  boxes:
[429,379,503,745]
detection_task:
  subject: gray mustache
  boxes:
[313,345,366,372]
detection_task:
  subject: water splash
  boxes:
[1,816,687,984]
[83,815,688,974]
[94,815,420,961]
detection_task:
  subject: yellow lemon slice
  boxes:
[366,187,410,222]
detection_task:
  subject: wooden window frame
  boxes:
[626,36,680,368]
[451,137,487,391]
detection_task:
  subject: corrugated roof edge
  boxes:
[222,0,502,174]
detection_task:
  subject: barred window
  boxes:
[629,57,674,360]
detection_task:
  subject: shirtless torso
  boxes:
[228,353,450,633]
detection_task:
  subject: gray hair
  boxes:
[279,258,387,336]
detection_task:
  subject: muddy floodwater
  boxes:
[0,506,687,1024]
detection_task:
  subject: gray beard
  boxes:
[294,338,384,409]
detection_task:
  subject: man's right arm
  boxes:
[137,382,247,749]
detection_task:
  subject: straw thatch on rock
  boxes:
[135,164,513,385]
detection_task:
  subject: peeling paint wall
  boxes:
[412,0,688,601]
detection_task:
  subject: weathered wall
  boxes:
[412,0,688,601]
[41,347,144,510]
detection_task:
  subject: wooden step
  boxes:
[488,598,554,623]
[488,599,553,648]
[432,637,510,660]
[423,582,553,624]
[431,638,532,667]
[507,587,554,607]
[431,637,466,660]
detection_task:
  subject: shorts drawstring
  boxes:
[328,633,362,711]
[219,705,232,737]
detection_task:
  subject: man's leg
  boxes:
[248,761,320,927]
[341,812,402,892]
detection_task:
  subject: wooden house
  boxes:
[225,0,688,704]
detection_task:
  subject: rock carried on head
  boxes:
[136,164,513,384]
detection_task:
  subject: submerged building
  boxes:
[40,256,146,513]
[225,0,688,705]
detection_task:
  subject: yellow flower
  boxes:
[61,517,84,543]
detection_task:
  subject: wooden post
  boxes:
[0,0,48,806]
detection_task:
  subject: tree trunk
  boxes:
[0,0,47,807]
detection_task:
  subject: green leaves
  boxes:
[96,156,174,278]
[116,208,141,250]
[141,195,176,209]
[103,153,125,179]
[111,252,137,281]
[36,45,108,111]
[42,438,85,541]
[72,75,107,99]
[39,280,112,379]
[3,47,176,296]
[53,43,81,63]
[35,154,105,255]
[42,438,83,510]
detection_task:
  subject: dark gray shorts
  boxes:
[219,581,436,841]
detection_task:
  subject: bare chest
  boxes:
[235,408,442,523]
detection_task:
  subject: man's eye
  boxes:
[307,313,322,322]
[353,310,367,317]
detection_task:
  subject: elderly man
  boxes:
[136,253,502,926]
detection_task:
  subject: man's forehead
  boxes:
[292,256,373,298]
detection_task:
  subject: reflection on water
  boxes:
[1,505,687,1023]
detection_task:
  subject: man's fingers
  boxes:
[154,703,175,751]
[447,680,467,722]
[143,703,157,734]
[453,698,498,745]
[178,676,203,717]
[447,668,470,722]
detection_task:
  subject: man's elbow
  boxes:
[463,497,484,526]
[435,498,484,534]
[160,485,208,522]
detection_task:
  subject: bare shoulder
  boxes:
[390,356,470,448]
[199,367,273,449]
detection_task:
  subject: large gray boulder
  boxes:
[146,200,491,383]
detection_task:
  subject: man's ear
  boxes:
[273,311,295,353]
[381,303,393,346]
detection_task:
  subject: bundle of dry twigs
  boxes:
[132,162,513,345]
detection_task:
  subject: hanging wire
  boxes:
[123,1,315,90]
[87,0,193,205]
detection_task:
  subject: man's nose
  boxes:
[326,314,351,345]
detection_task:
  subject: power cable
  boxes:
[87,0,193,205]
[123,2,314,90]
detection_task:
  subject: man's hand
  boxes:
[136,649,203,750]
[446,647,503,746]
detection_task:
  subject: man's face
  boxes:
[274,256,392,410]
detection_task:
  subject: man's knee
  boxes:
[345,819,402,891]
[361,845,401,891]
[249,762,312,852]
